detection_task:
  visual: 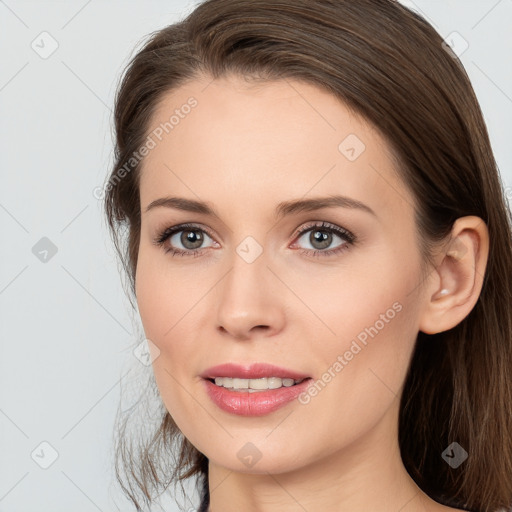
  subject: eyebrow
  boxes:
[144,195,376,219]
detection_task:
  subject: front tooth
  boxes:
[249,378,270,390]
[212,376,301,390]
[232,378,249,389]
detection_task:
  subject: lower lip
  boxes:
[203,378,312,416]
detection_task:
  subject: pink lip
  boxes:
[200,363,313,416]
[200,362,311,380]
[202,378,313,416]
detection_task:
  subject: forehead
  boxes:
[138,74,414,221]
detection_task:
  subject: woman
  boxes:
[103,1,512,511]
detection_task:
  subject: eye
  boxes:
[153,223,217,257]
[153,221,356,258]
[291,221,355,258]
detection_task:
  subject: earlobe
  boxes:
[418,216,489,335]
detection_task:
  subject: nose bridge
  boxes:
[220,239,270,312]
[214,235,285,338]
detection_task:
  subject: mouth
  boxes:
[200,362,312,382]
[202,373,314,416]
[205,376,312,392]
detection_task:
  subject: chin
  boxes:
[203,441,311,476]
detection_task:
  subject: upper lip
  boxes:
[200,363,311,380]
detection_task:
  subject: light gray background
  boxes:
[1,1,511,511]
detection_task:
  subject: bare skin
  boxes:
[135,73,488,512]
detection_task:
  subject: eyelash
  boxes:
[152,221,356,259]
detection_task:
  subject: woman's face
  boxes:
[135,74,428,473]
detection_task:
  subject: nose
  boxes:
[215,251,286,341]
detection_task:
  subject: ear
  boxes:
[418,216,489,335]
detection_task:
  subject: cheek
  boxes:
[293,293,420,460]
[283,246,419,349]
[135,259,166,342]
[135,252,207,414]
[135,248,199,341]
[294,246,422,401]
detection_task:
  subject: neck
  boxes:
[206,400,438,512]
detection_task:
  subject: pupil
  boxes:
[311,230,331,249]
[182,230,203,249]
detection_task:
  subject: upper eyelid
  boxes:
[293,221,354,239]
[161,221,354,246]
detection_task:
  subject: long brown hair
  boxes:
[103,1,512,510]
